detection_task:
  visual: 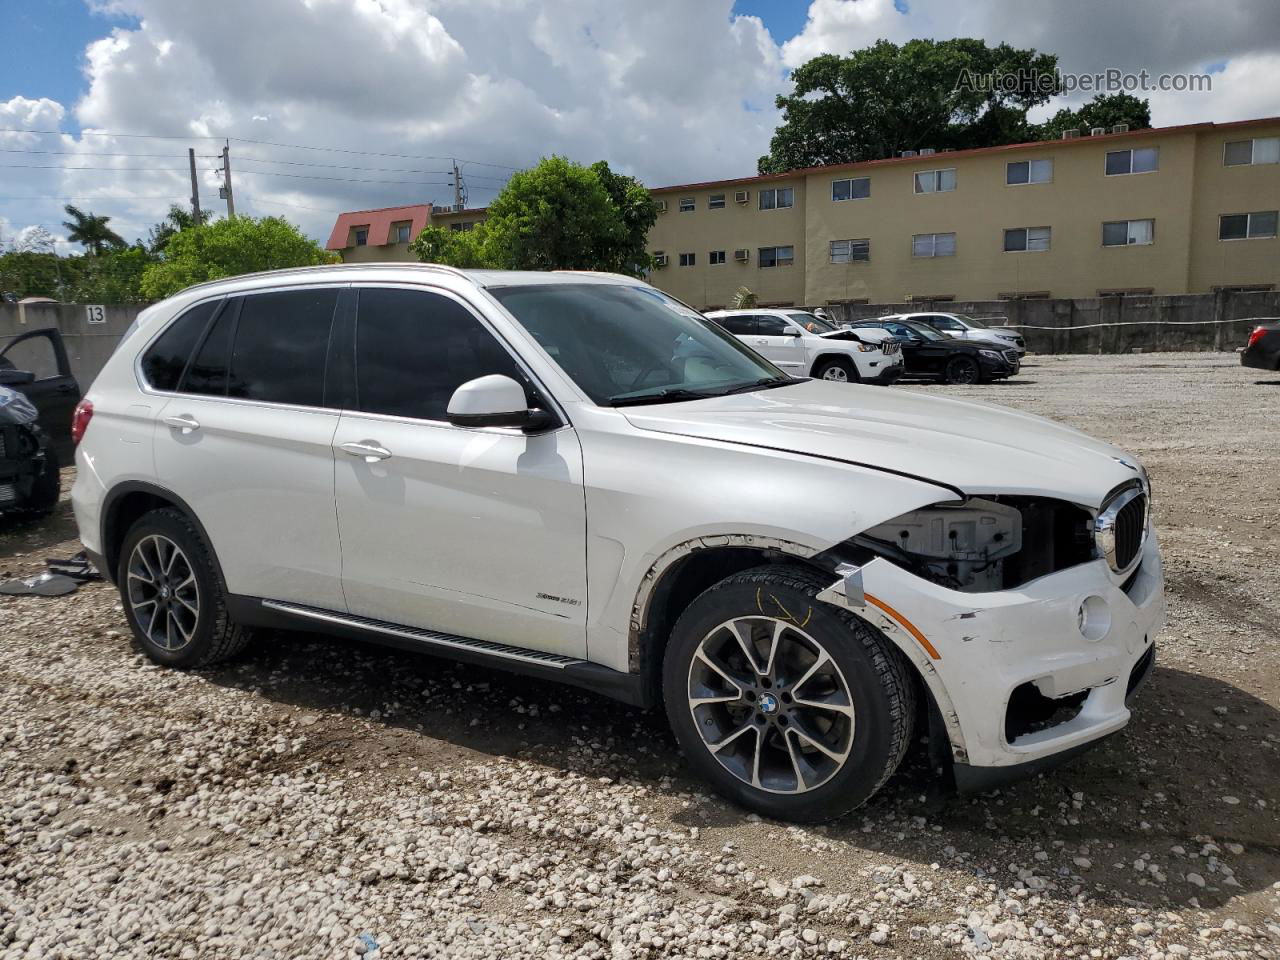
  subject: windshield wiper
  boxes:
[718,376,799,395]
[608,387,718,407]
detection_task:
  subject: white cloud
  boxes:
[2,0,1279,250]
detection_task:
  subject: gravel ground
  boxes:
[1,351,1278,960]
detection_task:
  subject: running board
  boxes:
[232,597,649,707]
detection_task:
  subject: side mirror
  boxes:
[446,374,555,431]
[783,327,803,337]
[0,368,35,386]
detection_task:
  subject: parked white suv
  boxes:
[72,265,1163,821]
[882,312,1027,356]
[705,309,903,384]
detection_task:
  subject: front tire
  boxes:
[813,357,859,383]
[944,356,981,385]
[117,508,254,668]
[662,565,916,822]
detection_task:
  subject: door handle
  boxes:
[339,440,392,463]
[162,414,200,434]
[755,339,768,345]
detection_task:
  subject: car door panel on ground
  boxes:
[332,285,588,657]
[0,328,81,462]
[150,289,345,609]
[752,314,808,372]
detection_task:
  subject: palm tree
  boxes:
[729,285,759,309]
[61,205,125,255]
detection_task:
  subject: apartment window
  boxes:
[913,168,956,194]
[1105,147,1159,175]
[1102,219,1155,246]
[354,228,368,246]
[758,245,795,267]
[678,197,696,213]
[1003,226,1051,252]
[709,250,727,265]
[678,252,696,267]
[759,188,794,210]
[1006,159,1053,185]
[998,291,1051,300]
[831,177,870,201]
[829,239,870,263]
[449,220,475,233]
[394,223,411,244]
[1219,211,1279,240]
[911,232,956,257]
[708,194,726,210]
[1098,288,1154,297]
[1223,137,1280,166]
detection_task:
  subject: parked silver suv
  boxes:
[72,265,1162,821]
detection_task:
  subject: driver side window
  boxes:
[928,316,960,331]
[756,315,791,336]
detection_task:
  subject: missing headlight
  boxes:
[826,497,1096,593]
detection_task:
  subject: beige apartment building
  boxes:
[328,116,1279,308]
[646,116,1280,308]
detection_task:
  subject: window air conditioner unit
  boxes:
[734,190,749,204]
[940,147,955,152]
[1062,128,1080,139]
[734,249,749,262]
[1112,123,1130,134]
[653,253,668,267]
[918,148,936,156]
[899,150,918,157]
[1090,126,1107,136]
[655,199,667,213]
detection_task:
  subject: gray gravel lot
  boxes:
[1,352,1278,959]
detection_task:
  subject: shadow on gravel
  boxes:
[202,629,1280,910]
[0,471,78,571]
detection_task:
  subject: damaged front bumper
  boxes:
[818,530,1165,781]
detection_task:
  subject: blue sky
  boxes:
[3,1,138,115]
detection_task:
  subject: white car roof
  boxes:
[704,308,812,318]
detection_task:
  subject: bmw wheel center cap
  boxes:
[758,693,779,715]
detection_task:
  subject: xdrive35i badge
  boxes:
[536,592,582,607]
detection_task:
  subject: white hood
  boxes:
[621,380,1142,507]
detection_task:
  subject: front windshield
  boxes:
[787,312,839,334]
[903,321,946,341]
[490,283,793,405]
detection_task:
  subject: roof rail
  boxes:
[178,261,473,295]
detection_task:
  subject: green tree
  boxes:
[1035,93,1152,140]
[408,223,490,268]
[589,161,659,275]
[0,251,64,299]
[729,286,758,309]
[147,204,216,253]
[140,215,336,299]
[65,245,155,302]
[61,204,126,255]
[480,156,628,271]
[759,39,1060,173]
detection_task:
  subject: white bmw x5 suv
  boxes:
[72,265,1163,821]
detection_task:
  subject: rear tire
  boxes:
[662,564,915,822]
[944,356,980,385]
[813,357,859,383]
[117,508,254,668]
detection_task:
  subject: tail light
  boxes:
[71,398,94,446]
[1247,326,1268,349]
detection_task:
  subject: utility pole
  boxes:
[221,140,236,218]
[188,148,203,226]
[452,159,465,211]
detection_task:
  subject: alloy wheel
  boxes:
[126,534,200,651]
[687,616,855,794]
[948,358,979,384]
[821,366,849,382]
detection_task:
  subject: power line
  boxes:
[0,126,522,171]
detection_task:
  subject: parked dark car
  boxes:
[0,328,80,518]
[1242,321,1280,372]
[852,319,1019,384]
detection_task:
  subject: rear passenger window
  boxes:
[719,315,756,335]
[354,287,523,421]
[141,300,218,391]
[756,315,790,336]
[182,303,235,396]
[228,289,338,406]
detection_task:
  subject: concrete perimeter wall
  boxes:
[1,302,142,388]
[819,289,1280,354]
